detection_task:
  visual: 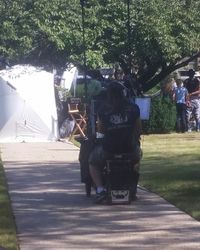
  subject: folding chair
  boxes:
[67,97,87,139]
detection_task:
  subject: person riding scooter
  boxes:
[89,81,142,203]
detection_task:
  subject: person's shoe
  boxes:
[187,129,192,133]
[94,190,107,204]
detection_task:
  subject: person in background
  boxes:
[89,82,142,203]
[173,79,189,133]
[184,69,200,132]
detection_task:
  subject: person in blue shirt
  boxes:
[173,78,189,133]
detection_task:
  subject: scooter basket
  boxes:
[105,157,134,204]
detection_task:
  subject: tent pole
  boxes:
[80,0,87,100]
[127,0,131,74]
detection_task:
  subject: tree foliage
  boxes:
[0,0,200,93]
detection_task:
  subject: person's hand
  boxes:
[186,101,191,107]
[95,137,104,143]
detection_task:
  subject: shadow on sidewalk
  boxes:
[3,158,200,249]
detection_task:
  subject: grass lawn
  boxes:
[140,132,200,221]
[0,160,19,250]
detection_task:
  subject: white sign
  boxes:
[135,97,151,120]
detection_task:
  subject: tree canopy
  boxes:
[0,0,200,94]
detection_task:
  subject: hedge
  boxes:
[143,95,176,134]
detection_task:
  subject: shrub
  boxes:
[143,95,176,134]
[73,79,102,100]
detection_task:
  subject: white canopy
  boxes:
[0,65,58,142]
[61,65,78,91]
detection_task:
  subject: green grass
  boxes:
[140,133,200,221]
[70,135,82,148]
[0,160,19,250]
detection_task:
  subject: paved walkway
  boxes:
[1,141,200,250]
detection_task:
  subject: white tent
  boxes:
[0,65,58,142]
[61,64,78,91]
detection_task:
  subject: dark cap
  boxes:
[188,69,195,76]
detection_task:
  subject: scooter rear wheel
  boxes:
[85,181,92,197]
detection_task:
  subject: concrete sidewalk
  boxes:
[1,141,200,250]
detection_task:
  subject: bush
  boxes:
[143,95,176,134]
[73,79,102,100]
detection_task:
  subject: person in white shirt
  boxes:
[184,69,200,132]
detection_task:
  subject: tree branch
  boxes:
[142,52,200,92]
